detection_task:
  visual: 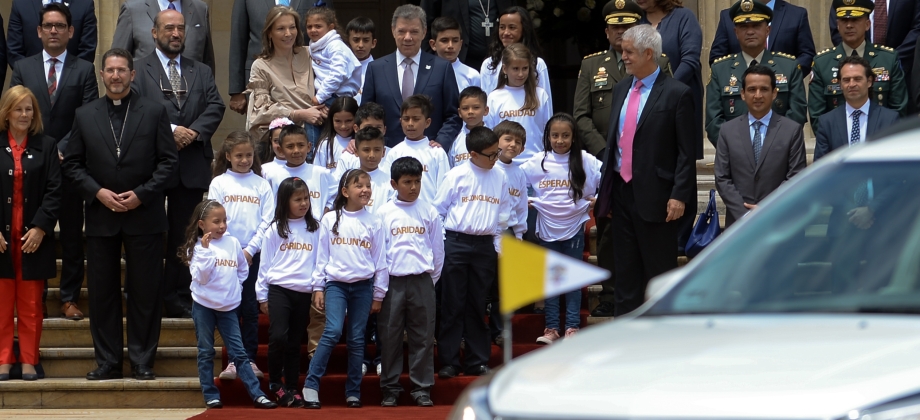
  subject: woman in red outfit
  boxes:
[0,86,62,381]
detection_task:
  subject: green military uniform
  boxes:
[808,43,907,128]
[703,0,807,145]
[705,51,807,143]
[574,50,672,157]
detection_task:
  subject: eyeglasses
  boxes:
[159,76,188,99]
[41,23,68,32]
[477,149,502,161]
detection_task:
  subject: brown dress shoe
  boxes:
[61,302,84,320]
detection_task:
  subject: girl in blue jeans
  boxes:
[521,113,602,344]
[181,200,277,410]
[304,169,389,408]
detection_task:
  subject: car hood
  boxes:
[490,315,920,419]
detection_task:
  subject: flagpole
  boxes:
[502,313,512,364]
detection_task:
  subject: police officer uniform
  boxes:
[574,0,671,158]
[808,0,907,128]
[705,0,807,145]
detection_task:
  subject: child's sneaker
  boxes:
[250,362,264,378]
[565,328,579,339]
[376,363,382,376]
[536,328,560,345]
[271,383,295,407]
[218,362,237,380]
[362,364,368,376]
[290,391,306,408]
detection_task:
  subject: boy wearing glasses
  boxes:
[380,95,450,204]
[433,126,511,379]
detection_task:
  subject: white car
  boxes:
[450,130,920,420]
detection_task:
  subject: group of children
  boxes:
[182,3,602,410]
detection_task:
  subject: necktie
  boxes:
[850,109,862,145]
[47,58,58,98]
[618,59,625,75]
[851,49,859,57]
[619,80,643,183]
[874,0,888,45]
[167,0,176,10]
[750,59,758,68]
[752,121,764,164]
[401,57,414,102]
[279,0,290,5]
[168,59,181,92]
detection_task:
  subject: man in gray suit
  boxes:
[715,64,807,228]
[227,0,322,115]
[815,55,901,161]
[131,9,225,318]
[112,0,214,71]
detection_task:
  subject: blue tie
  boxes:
[167,0,176,10]
[752,121,763,164]
[850,110,862,145]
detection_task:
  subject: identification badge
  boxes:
[723,86,740,94]
[594,79,608,87]
[776,74,787,84]
[826,84,841,94]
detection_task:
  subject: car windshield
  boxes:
[646,161,920,316]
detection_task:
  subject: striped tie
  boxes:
[47,58,58,98]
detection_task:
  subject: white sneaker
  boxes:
[219,362,237,380]
[250,362,264,378]
[536,328,561,345]
[361,363,368,376]
[376,363,382,376]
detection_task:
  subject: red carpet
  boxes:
[188,406,453,419]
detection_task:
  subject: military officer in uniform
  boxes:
[574,0,671,158]
[574,0,671,319]
[809,0,907,128]
[705,0,806,145]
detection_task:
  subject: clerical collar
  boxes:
[106,91,133,107]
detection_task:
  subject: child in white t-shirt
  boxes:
[449,86,490,168]
[381,95,450,204]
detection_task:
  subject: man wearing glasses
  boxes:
[7,0,96,66]
[131,9,225,319]
[10,2,98,322]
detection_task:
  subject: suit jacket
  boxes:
[132,52,225,190]
[10,52,98,152]
[7,0,97,66]
[420,0,516,63]
[0,132,61,280]
[112,0,215,71]
[814,102,901,161]
[0,13,8,84]
[830,0,920,76]
[361,51,463,149]
[595,72,697,223]
[229,0,313,95]
[709,0,816,74]
[61,95,178,236]
[714,113,806,227]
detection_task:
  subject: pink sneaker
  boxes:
[536,328,560,345]
[565,328,579,339]
[250,362,264,378]
[218,362,237,380]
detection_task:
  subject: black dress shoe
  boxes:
[465,365,490,376]
[133,365,156,380]
[254,396,278,409]
[591,301,615,317]
[21,373,38,381]
[164,299,192,318]
[87,365,123,380]
[346,399,362,408]
[438,365,459,379]
[415,394,434,407]
[380,394,398,407]
[303,400,321,409]
[0,373,9,381]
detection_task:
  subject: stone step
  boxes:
[34,318,205,348]
[47,260,126,289]
[40,347,219,378]
[0,378,202,409]
[45,288,123,318]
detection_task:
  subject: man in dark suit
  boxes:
[420,0,515,68]
[715,65,806,228]
[227,0,321,115]
[9,2,98,321]
[132,9,225,318]
[7,0,96,66]
[112,0,215,71]
[830,0,920,80]
[594,25,696,317]
[815,55,900,160]
[1,13,9,83]
[362,4,462,149]
[709,0,815,74]
[62,48,178,381]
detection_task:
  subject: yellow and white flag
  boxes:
[499,235,610,314]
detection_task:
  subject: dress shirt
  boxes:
[842,41,867,58]
[396,49,423,92]
[748,109,772,148]
[741,50,766,68]
[42,50,67,83]
[845,100,870,144]
[765,0,775,9]
[157,0,182,13]
[615,66,660,171]
[155,49,182,132]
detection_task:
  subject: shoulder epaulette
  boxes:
[583,51,606,59]
[713,54,734,64]
[661,53,667,57]
[875,44,895,53]
[815,48,833,57]
[772,51,796,60]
